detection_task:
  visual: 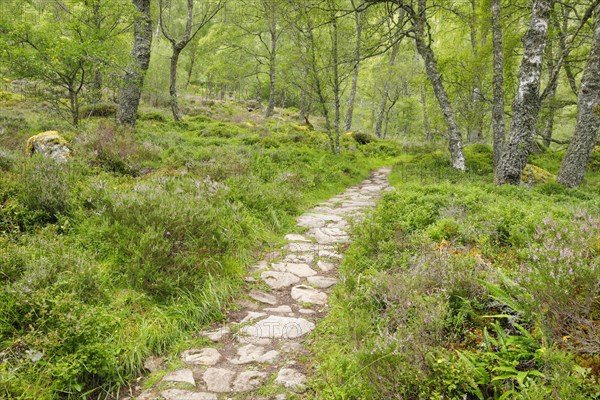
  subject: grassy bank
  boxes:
[310,146,600,399]
[0,102,400,399]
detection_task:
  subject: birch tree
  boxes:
[557,12,600,187]
[495,0,553,185]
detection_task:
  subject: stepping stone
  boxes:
[281,341,304,353]
[240,316,315,339]
[232,371,268,392]
[283,252,315,264]
[284,233,310,242]
[291,285,328,305]
[249,260,269,272]
[239,299,260,310]
[272,262,317,277]
[275,368,306,392]
[307,276,338,289]
[320,227,347,236]
[143,356,163,372]
[299,308,316,314]
[230,344,280,364]
[201,326,230,342]
[317,260,335,272]
[249,290,277,305]
[162,369,195,386]
[283,242,328,253]
[296,215,326,228]
[311,229,349,244]
[261,271,300,290]
[181,348,221,366]
[264,305,293,314]
[239,311,267,324]
[203,368,236,393]
[319,249,342,259]
[160,389,217,400]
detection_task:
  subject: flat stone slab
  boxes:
[283,253,315,264]
[307,276,338,289]
[162,369,195,386]
[240,316,315,339]
[230,344,280,364]
[232,371,268,392]
[203,368,236,393]
[291,285,328,305]
[239,311,267,324]
[275,368,306,392]
[249,290,277,305]
[284,234,311,242]
[319,249,342,259]
[272,262,317,277]
[311,229,349,244]
[201,326,230,342]
[181,348,221,366]
[264,305,293,314]
[317,260,335,272]
[283,242,331,253]
[261,271,300,290]
[160,389,217,400]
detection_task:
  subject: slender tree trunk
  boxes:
[491,0,506,168]
[469,0,483,143]
[91,68,102,103]
[69,87,79,127]
[421,81,431,140]
[265,26,277,117]
[344,8,363,132]
[375,43,399,138]
[331,5,341,154]
[413,0,465,170]
[414,38,465,170]
[542,40,559,148]
[117,0,152,127]
[186,41,197,89]
[496,0,553,185]
[169,47,183,121]
[557,15,600,188]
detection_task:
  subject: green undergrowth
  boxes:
[309,147,600,399]
[0,102,399,399]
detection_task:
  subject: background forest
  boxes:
[0,0,599,399]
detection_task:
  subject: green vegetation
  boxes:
[309,147,600,399]
[0,101,398,399]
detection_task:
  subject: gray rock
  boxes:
[283,253,314,264]
[260,271,300,290]
[249,290,277,305]
[232,371,268,392]
[271,262,317,278]
[230,344,280,364]
[203,368,236,393]
[284,234,310,242]
[25,132,71,162]
[201,326,230,342]
[160,389,217,400]
[291,285,328,305]
[181,348,221,366]
[275,368,306,392]
[240,316,315,339]
[264,305,293,314]
[316,260,335,272]
[307,276,338,289]
[143,356,163,372]
[239,311,267,324]
[162,369,195,386]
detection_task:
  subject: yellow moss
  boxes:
[521,164,555,184]
[25,131,69,156]
[291,124,309,132]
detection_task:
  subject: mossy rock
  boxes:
[351,131,373,145]
[522,164,555,185]
[79,103,117,118]
[25,131,72,162]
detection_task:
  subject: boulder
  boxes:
[25,131,71,162]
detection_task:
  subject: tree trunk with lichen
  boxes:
[495,0,553,185]
[117,0,152,127]
[557,15,600,188]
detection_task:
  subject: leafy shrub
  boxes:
[79,102,117,118]
[139,111,167,122]
[351,131,373,144]
[464,143,493,174]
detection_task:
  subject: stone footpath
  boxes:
[134,168,392,400]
